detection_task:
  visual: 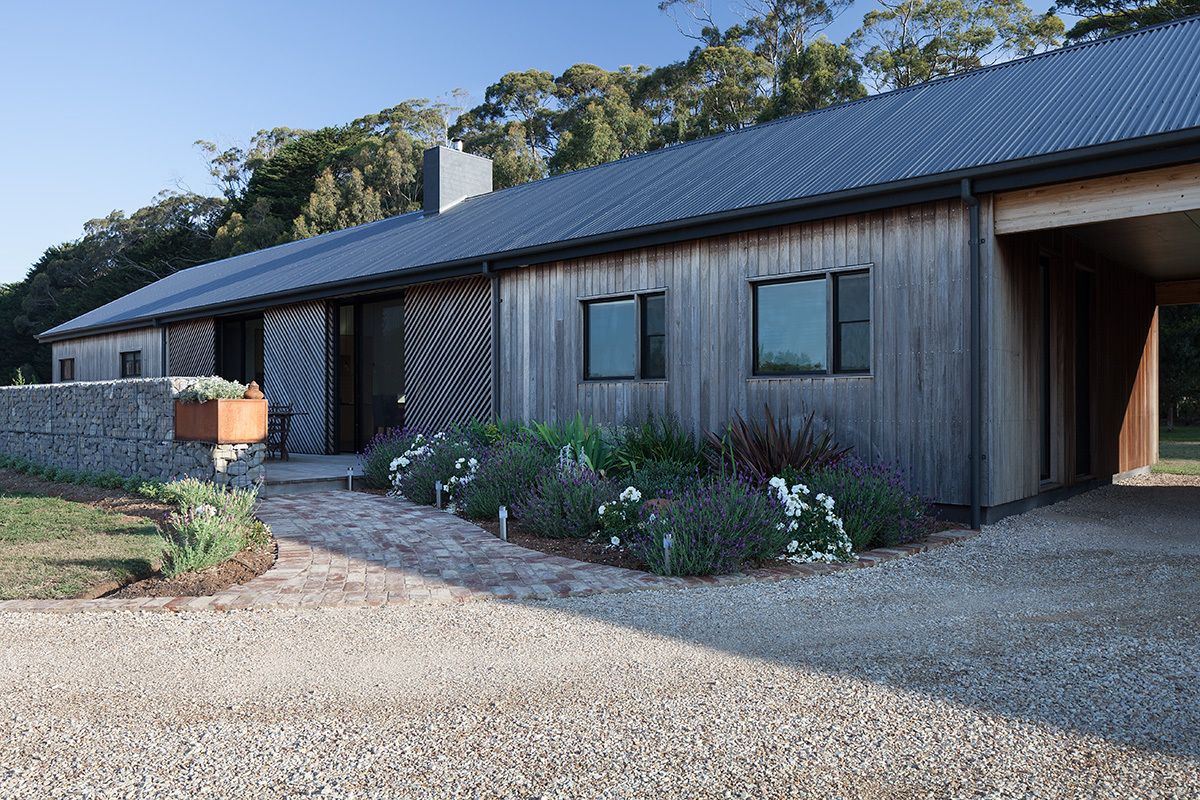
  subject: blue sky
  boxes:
[0,0,1051,283]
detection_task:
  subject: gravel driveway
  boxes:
[1,477,1197,799]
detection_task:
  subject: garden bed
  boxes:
[107,541,274,598]
[474,518,647,571]
[0,468,274,600]
[363,410,947,579]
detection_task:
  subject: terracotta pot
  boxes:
[174,399,268,444]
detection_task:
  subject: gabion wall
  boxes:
[0,378,265,487]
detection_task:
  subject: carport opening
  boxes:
[993,203,1200,498]
[1159,302,1200,477]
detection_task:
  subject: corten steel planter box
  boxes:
[174,399,268,444]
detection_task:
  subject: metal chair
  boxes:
[266,402,293,461]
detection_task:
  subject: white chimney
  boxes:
[423,144,492,214]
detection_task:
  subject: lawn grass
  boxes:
[0,493,165,600]
[1154,425,1200,476]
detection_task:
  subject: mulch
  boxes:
[472,518,650,572]
[0,468,275,599]
[107,542,275,599]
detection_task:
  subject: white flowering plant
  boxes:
[767,476,854,564]
[386,430,478,506]
[597,485,644,543]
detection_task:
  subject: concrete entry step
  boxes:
[263,453,363,496]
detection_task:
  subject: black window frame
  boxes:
[582,290,668,382]
[120,350,142,379]
[751,267,872,377]
[832,270,872,375]
[59,358,75,382]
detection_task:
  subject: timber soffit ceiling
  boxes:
[43,16,1200,341]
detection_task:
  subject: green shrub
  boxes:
[359,428,427,489]
[462,417,525,447]
[615,414,702,471]
[802,459,930,551]
[524,413,620,474]
[177,376,248,403]
[394,433,476,505]
[456,439,554,520]
[515,469,614,539]
[629,459,702,499]
[158,479,264,577]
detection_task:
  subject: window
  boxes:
[120,350,142,379]
[583,291,667,381]
[752,269,871,376]
[59,358,75,382]
[640,293,666,380]
[833,272,871,373]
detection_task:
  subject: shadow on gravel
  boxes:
[271,482,1200,761]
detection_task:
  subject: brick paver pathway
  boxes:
[0,491,976,613]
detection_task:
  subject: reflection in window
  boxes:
[754,278,827,374]
[585,298,636,379]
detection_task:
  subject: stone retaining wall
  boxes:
[0,378,265,488]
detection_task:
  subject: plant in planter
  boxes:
[174,377,267,444]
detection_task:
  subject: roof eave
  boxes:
[39,127,1200,344]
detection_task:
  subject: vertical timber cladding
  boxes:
[263,301,329,454]
[166,318,216,377]
[404,276,493,429]
[499,200,974,506]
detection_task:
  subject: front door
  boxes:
[336,297,406,452]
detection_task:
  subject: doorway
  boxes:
[217,315,264,388]
[337,296,406,452]
[1038,255,1096,489]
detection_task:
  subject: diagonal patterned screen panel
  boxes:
[166,318,215,377]
[263,301,329,454]
[404,276,492,430]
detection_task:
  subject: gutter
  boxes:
[961,179,984,531]
[38,130,1200,343]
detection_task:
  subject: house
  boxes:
[40,18,1200,524]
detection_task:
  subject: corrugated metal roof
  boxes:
[44,17,1200,339]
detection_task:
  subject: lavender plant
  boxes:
[514,468,614,539]
[802,458,931,550]
[456,439,555,520]
[627,479,779,576]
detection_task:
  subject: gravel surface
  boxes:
[1,477,1198,799]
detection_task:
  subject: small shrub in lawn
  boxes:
[802,458,931,551]
[360,428,428,489]
[456,439,555,520]
[627,479,779,576]
[615,413,703,471]
[515,468,614,539]
[157,479,264,577]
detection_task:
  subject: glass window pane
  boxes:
[837,321,870,372]
[586,299,636,378]
[360,299,406,441]
[836,272,870,322]
[755,279,826,373]
[640,294,666,379]
[641,293,665,337]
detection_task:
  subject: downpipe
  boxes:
[961,179,983,530]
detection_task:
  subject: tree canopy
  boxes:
[2,0,1193,385]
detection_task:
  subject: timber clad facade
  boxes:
[38,19,1200,520]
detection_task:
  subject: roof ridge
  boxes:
[462,15,1200,204]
